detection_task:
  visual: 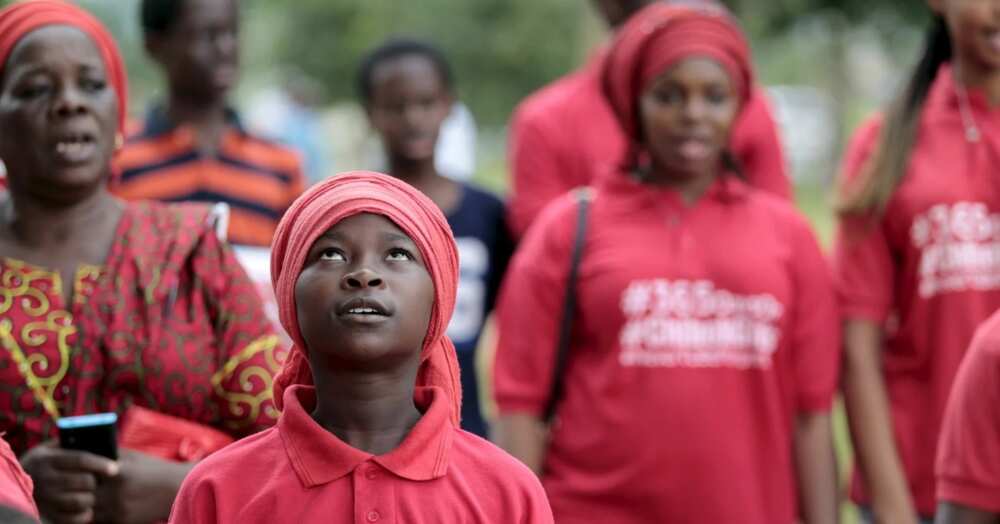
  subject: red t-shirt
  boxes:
[833,65,1000,516]
[170,385,553,524]
[936,310,1000,513]
[0,436,37,519]
[506,51,791,239]
[495,175,839,523]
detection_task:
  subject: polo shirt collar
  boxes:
[601,169,749,208]
[926,63,995,116]
[141,103,246,138]
[277,384,454,488]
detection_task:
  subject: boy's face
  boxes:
[147,0,239,104]
[367,54,452,165]
[295,213,434,370]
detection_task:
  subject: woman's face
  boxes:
[0,26,118,203]
[295,213,435,371]
[638,57,739,182]
[934,0,1000,74]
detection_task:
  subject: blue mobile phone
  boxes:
[57,412,118,460]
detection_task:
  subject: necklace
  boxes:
[954,65,982,143]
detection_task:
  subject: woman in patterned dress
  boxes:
[0,1,283,522]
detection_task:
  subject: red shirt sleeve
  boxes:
[730,88,791,200]
[786,211,842,412]
[495,193,579,415]
[193,227,285,435]
[168,468,219,524]
[0,436,38,519]
[506,104,575,240]
[519,468,556,523]
[831,118,894,323]
[936,314,1000,513]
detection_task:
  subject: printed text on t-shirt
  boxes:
[618,279,784,369]
[911,202,1000,298]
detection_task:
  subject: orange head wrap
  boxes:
[270,171,462,426]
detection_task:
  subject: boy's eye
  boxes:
[80,77,107,93]
[319,248,345,261]
[705,88,729,106]
[386,248,414,262]
[654,87,682,104]
[15,81,51,99]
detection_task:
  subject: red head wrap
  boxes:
[270,171,462,426]
[603,3,752,148]
[0,0,129,136]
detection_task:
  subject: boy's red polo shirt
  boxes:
[507,51,790,239]
[936,310,1000,514]
[170,385,553,524]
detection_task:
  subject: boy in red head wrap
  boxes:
[170,171,553,523]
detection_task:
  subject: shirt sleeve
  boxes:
[168,469,218,524]
[730,88,792,200]
[494,194,579,416]
[0,436,37,519]
[831,118,894,323]
[506,105,574,240]
[521,470,556,524]
[193,225,285,436]
[936,317,1000,513]
[787,213,841,412]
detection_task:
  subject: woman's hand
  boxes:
[20,440,119,524]
[95,449,193,524]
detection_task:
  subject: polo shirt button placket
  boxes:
[366,510,380,522]
[365,466,378,480]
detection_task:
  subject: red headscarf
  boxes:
[603,2,752,147]
[0,0,129,137]
[270,171,462,426]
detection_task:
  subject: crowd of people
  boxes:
[0,0,998,522]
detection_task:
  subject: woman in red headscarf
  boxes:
[493,4,840,523]
[0,1,283,522]
[169,171,552,523]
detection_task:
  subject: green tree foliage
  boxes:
[246,0,592,126]
[726,0,927,34]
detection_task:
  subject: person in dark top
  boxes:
[358,38,513,438]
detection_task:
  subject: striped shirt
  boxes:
[112,107,305,247]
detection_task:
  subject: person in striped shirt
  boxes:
[113,0,304,247]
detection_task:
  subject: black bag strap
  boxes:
[543,188,594,423]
